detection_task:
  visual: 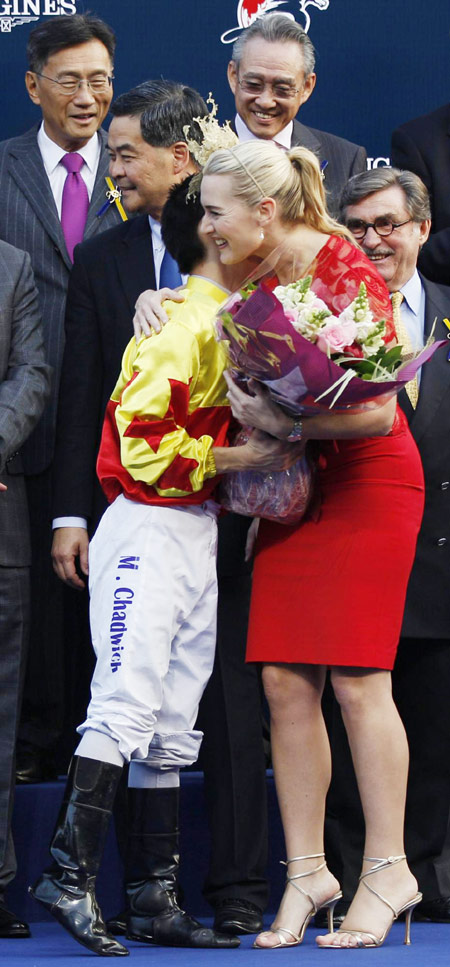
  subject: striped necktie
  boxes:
[391,291,419,409]
[60,152,89,261]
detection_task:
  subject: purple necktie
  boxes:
[60,152,89,261]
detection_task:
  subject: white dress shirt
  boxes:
[234,113,293,149]
[398,269,425,352]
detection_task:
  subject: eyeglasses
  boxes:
[237,77,302,100]
[346,216,413,240]
[34,72,114,96]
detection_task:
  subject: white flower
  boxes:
[275,278,332,338]
[355,320,377,341]
[359,332,386,354]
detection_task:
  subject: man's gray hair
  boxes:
[231,14,315,77]
[340,167,431,223]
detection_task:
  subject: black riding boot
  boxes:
[30,756,129,957]
[125,787,239,948]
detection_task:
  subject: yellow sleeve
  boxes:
[114,324,217,496]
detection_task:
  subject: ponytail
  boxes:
[286,147,354,240]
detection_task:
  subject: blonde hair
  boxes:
[202,140,354,242]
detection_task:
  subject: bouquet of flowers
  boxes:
[217,274,441,416]
[217,240,445,523]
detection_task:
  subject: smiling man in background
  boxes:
[317,166,450,929]
[227,14,367,214]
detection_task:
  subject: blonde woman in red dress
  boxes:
[201,140,425,949]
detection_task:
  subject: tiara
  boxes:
[183,93,238,168]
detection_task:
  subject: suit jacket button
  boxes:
[437,537,447,546]
[441,481,450,490]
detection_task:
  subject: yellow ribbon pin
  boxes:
[105,177,128,221]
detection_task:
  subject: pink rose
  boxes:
[316,318,358,354]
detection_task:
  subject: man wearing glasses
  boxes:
[0,14,122,799]
[317,166,450,929]
[227,14,367,215]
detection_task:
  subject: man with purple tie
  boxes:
[0,14,122,789]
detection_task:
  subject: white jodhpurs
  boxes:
[77,495,218,768]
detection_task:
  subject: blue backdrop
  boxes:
[0,0,449,164]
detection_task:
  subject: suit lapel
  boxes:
[84,130,114,238]
[291,119,321,155]
[408,277,450,444]
[7,126,71,267]
[115,216,156,314]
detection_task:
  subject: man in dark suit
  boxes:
[227,14,367,215]
[52,79,206,585]
[52,79,268,937]
[318,166,450,926]
[0,240,50,937]
[0,14,122,782]
[391,104,450,285]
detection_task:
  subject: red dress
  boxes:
[246,238,425,670]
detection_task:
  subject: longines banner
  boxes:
[0,0,449,165]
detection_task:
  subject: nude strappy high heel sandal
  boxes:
[253,852,342,949]
[316,854,422,949]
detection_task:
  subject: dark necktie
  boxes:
[159,247,182,288]
[60,152,89,261]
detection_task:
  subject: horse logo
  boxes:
[220,0,330,44]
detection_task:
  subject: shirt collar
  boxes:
[37,121,100,175]
[235,113,293,150]
[149,215,162,243]
[186,275,231,303]
[399,269,423,316]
